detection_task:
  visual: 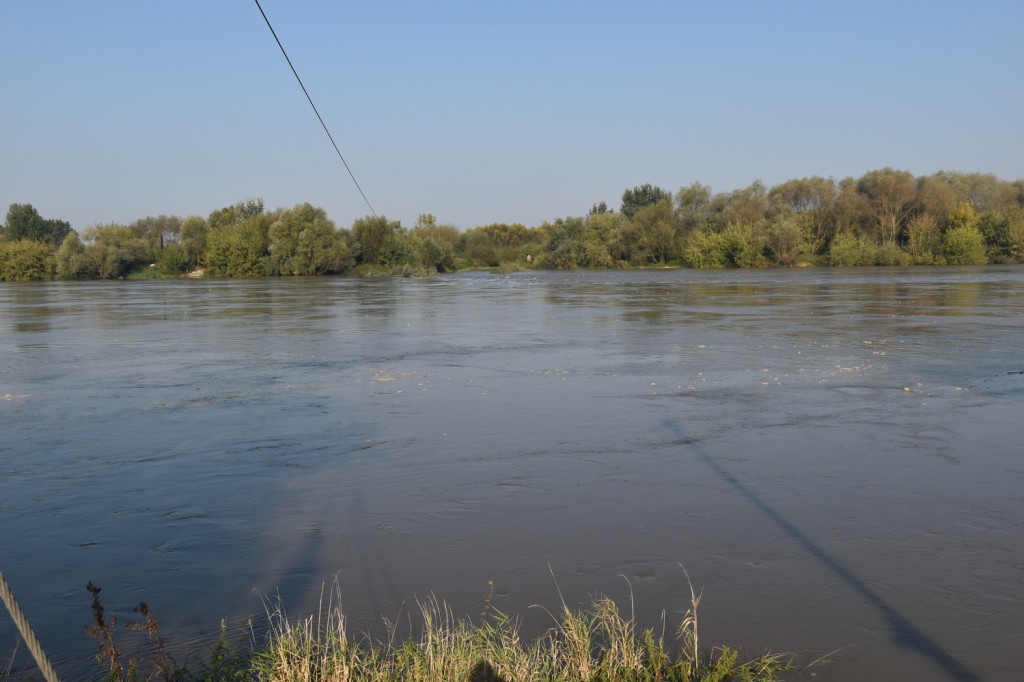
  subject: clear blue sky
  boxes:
[2,1,1022,233]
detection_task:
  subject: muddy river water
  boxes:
[2,267,1022,681]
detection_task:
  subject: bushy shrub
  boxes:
[0,239,56,280]
[538,239,582,269]
[80,223,150,278]
[943,226,987,265]
[378,232,416,268]
[827,233,867,267]
[722,224,763,267]
[205,218,272,277]
[871,241,911,266]
[415,237,455,272]
[156,242,191,275]
[580,241,613,268]
[56,231,89,279]
[461,230,498,266]
[1005,218,1024,263]
[179,215,208,268]
[683,231,728,269]
[764,218,806,265]
[352,216,401,265]
[978,210,1024,263]
[906,214,941,263]
[268,203,350,275]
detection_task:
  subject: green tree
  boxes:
[716,181,769,229]
[763,217,806,265]
[675,182,715,234]
[81,223,149,278]
[205,214,274,277]
[620,183,671,219]
[856,168,918,244]
[207,197,265,231]
[916,173,960,226]
[683,230,728,268]
[413,213,438,231]
[942,202,987,265]
[410,214,460,272]
[945,201,980,232]
[978,207,1024,263]
[2,203,72,246]
[683,224,761,269]
[906,214,942,263]
[0,239,56,280]
[352,215,400,265]
[410,214,461,249]
[179,215,208,268]
[154,243,189,275]
[943,227,987,265]
[129,215,182,261]
[461,229,498,266]
[415,237,455,272]
[460,223,542,267]
[938,171,1018,214]
[268,203,350,275]
[827,233,870,267]
[585,211,629,262]
[1003,213,1024,262]
[55,231,88,279]
[579,241,613,268]
[538,217,586,269]
[721,224,762,267]
[768,176,837,253]
[830,177,868,241]
[378,230,415,268]
[473,222,532,248]
[624,198,678,263]
[871,241,911,266]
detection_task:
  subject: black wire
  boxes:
[253,0,381,222]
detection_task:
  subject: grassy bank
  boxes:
[75,573,796,682]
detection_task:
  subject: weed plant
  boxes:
[250,570,792,682]
[79,572,794,682]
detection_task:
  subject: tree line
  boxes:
[2,168,1023,281]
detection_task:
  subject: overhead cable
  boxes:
[253,0,381,222]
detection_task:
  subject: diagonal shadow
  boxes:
[659,418,980,682]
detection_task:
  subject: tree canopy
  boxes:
[2,168,1023,281]
[620,183,672,220]
[2,203,71,246]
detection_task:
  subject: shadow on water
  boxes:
[658,418,981,682]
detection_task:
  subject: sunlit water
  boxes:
[2,267,1022,681]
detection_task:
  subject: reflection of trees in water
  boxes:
[836,278,1005,320]
[540,279,734,328]
[2,282,58,333]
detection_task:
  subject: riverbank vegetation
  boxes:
[76,576,794,682]
[2,168,1022,281]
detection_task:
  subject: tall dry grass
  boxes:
[250,570,792,682]
[64,572,795,681]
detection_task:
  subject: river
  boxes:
[1,267,1022,681]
